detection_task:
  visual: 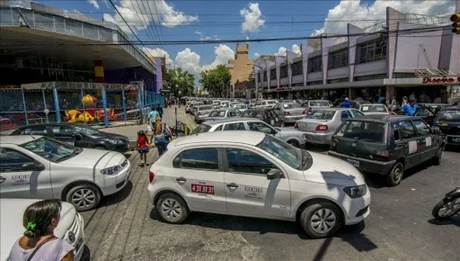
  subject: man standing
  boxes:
[340,97,351,108]
[149,106,160,129]
[401,99,420,116]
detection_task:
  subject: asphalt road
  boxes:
[80,110,460,261]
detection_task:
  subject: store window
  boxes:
[280,65,288,78]
[308,56,322,73]
[328,49,348,69]
[270,68,276,80]
[263,71,267,82]
[292,61,303,76]
[358,40,387,64]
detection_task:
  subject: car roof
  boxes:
[313,107,351,111]
[172,131,265,147]
[245,108,271,111]
[0,135,39,144]
[204,117,261,126]
[439,106,460,111]
[345,115,420,122]
[15,123,89,129]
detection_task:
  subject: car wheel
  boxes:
[385,162,404,186]
[156,193,189,224]
[287,140,300,147]
[300,202,342,239]
[432,147,443,166]
[66,184,101,211]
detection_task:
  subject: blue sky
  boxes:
[37,0,455,80]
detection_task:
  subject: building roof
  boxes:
[172,131,265,147]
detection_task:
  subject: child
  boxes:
[137,130,150,167]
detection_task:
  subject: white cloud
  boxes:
[291,44,300,54]
[202,44,235,71]
[254,52,260,58]
[240,3,265,33]
[103,0,198,33]
[312,0,455,35]
[88,0,99,9]
[195,31,220,41]
[274,44,300,56]
[175,48,202,74]
[141,47,173,66]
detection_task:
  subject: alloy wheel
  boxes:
[310,208,337,234]
[161,198,183,222]
[71,188,96,209]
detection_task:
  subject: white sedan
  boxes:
[1,199,85,260]
[0,136,132,211]
[147,131,371,238]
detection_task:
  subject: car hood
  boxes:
[59,149,124,168]
[0,199,75,261]
[303,151,366,187]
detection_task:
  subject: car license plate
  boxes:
[347,159,360,167]
[451,137,460,143]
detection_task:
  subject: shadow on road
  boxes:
[98,181,133,208]
[428,215,460,228]
[80,245,91,261]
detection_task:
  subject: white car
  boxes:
[359,104,389,115]
[0,198,85,261]
[147,131,371,238]
[255,100,278,109]
[0,136,132,211]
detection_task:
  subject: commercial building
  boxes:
[253,7,460,104]
[227,43,254,98]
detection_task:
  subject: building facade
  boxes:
[254,7,460,104]
[228,44,254,98]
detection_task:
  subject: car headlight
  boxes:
[100,165,123,175]
[343,185,367,198]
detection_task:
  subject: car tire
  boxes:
[66,184,101,212]
[432,147,443,166]
[287,140,300,147]
[156,193,190,224]
[385,162,404,186]
[300,202,342,239]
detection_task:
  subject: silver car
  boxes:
[295,108,364,145]
[301,100,334,114]
[232,103,249,113]
[273,102,307,125]
[255,100,278,109]
[192,117,306,147]
[359,104,389,115]
[202,108,242,122]
[194,105,214,123]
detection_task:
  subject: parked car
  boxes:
[241,108,282,126]
[295,108,364,145]
[328,115,445,186]
[219,100,231,108]
[147,131,371,238]
[301,100,333,114]
[202,108,242,122]
[0,198,85,260]
[0,135,132,211]
[191,102,205,116]
[194,105,214,124]
[431,106,460,146]
[11,123,130,152]
[350,100,371,110]
[192,117,305,147]
[414,103,451,126]
[231,103,249,113]
[185,101,197,113]
[273,102,307,126]
[255,99,278,109]
[359,104,389,115]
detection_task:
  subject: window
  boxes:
[280,65,288,78]
[361,105,388,113]
[263,71,267,82]
[209,110,226,117]
[256,135,302,169]
[248,121,275,135]
[392,123,401,141]
[308,56,322,73]
[173,148,218,170]
[234,109,242,116]
[270,69,276,80]
[399,121,416,139]
[328,49,348,69]
[292,61,303,76]
[352,110,365,117]
[265,110,275,119]
[191,124,212,134]
[307,110,335,120]
[22,126,48,135]
[226,148,276,174]
[337,121,387,143]
[20,137,78,162]
[0,148,34,171]
[52,126,74,137]
[341,110,352,119]
[358,40,386,64]
[413,120,430,136]
[223,122,246,131]
[214,125,223,131]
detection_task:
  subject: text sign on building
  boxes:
[422,76,460,84]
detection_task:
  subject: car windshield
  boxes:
[74,125,99,135]
[310,101,330,107]
[436,110,460,122]
[191,124,212,134]
[242,110,263,119]
[209,110,226,117]
[20,137,81,162]
[335,120,387,143]
[256,135,303,169]
[361,105,387,112]
[283,103,301,108]
[306,110,336,120]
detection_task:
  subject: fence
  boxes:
[0,83,164,131]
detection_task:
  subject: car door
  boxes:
[396,121,421,168]
[222,147,291,219]
[50,126,76,145]
[412,119,437,162]
[0,147,52,199]
[172,147,227,213]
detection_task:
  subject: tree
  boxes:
[165,67,195,97]
[199,64,231,98]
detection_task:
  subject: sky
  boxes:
[37,0,455,85]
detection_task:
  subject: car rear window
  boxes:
[335,120,387,143]
[242,110,263,119]
[436,110,460,122]
[306,110,336,120]
[310,101,330,107]
[198,106,213,111]
[283,103,301,108]
[209,110,226,117]
[361,105,387,112]
[192,124,211,134]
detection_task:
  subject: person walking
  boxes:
[137,130,150,167]
[9,199,74,261]
[149,106,160,132]
[401,99,420,116]
[340,97,351,108]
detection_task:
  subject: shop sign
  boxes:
[422,76,460,84]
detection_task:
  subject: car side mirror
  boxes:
[21,162,45,171]
[267,169,283,180]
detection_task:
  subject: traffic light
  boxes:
[451,13,460,34]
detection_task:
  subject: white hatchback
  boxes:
[0,136,132,211]
[147,131,371,238]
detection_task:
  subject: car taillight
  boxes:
[284,111,291,116]
[315,124,328,131]
[376,150,390,158]
[149,171,155,182]
[295,122,299,129]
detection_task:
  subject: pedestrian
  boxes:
[401,99,420,116]
[340,97,351,108]
[146,124,154,143]
[402,96,408,106]
[9,199,74,261]
[137,130,150,167]
[149,106,159,131]
[154,116,163,136]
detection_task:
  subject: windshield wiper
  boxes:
[56,149,81,162]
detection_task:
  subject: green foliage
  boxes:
[166,67,195,97]
[199,64,231,97]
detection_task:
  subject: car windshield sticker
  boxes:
[362,106,369,111]
[191,184,214,195]
[244,186,264,199]
[408,141,417,154]
[425,137,432,147]
[12,174,30,185]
